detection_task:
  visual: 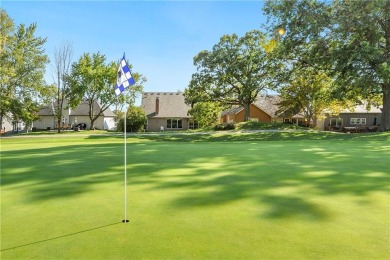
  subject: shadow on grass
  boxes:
[0,222,121,252]
[1,142,124,201]
[1,132,389,221]
[86,131,390,143]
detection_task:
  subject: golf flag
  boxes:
[115,54,135,96]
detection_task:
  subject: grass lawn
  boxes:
[1,131,389,259]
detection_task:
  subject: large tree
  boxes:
[66,52,145,130]
[263,0,390,131]
[185,30,278,120]
[0,9,49,131]
[277,67,333,127]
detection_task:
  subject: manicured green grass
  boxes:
[1,132,389,259]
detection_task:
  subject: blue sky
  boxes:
[2,1,268,104]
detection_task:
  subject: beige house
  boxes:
[1,113,26,133]
[141,92,197,132]
[141,92,383,132]
[33,100,116,130]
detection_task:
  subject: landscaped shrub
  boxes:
[117,106,147,132]
[214,122,235,130]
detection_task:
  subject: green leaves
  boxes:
[264,0,390,131]
[0,9,49,130]
[185,30,277,120]
[67,52,145,129]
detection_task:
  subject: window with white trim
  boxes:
[330,118,343,126]
[350,118,366,125]
[167,118,183,129]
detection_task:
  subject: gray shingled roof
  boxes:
[141,92,191,118]
[38,106,55,116]
[339,103,382,113]
[70,101,115,116]
[38,100,114,117]
[221,106,244,116]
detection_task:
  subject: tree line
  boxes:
[1,1,389,132]
[0,9,145,132]
[184,0,389,131]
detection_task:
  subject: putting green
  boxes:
[1,133,389,259]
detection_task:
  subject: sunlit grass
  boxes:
[1,132,389,259]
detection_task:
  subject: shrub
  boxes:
[117,106,147,132]
[214,122,235,130]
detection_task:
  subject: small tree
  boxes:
[53,41,73,133]
[67,52,145,130]
[117,106,146,132]
[188,102,223,127]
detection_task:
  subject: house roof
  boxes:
[70,101,115,116]
[141,92,192,118]
[253,95,282,117]
[339,103,382,113]
[221,106,244,116]
[38,106,55,116]
[221,95,282,117]
[38,100,115,117]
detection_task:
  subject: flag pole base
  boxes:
[122,219,129,223]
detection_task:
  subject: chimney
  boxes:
[155,97,159,115]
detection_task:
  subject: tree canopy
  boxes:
[277,67,333,127]
[0,9,49,130]
[263,0,390,131]
[66,52,145,130]
[187,101,223,128]
[185,30,279,120]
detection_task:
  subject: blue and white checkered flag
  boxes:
[115,54,135,96]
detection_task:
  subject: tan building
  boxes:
[141,92,197,132]
[33,100,116,130]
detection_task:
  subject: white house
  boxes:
[33,100,116,130]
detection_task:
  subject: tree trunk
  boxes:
[381,84,390,131]
[89,119,96,130]
[243,102,251,121]
[57,118,61,133]
[0,114,3,130]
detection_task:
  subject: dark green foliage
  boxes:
[0,9,49,131]
[188,102,223,127]
[185,30,278,120]
[234,121,304,130]
[214,122,235,131]
[263,0,390,131]
[117,106,146,132]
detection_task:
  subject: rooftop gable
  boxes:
[38,100,114,117]
[141,92,191,118]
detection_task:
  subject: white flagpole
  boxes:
[123,108,129,223]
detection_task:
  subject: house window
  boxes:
[330,118,343,126]
[350,118,366,125]
[167,118,182,129]
[189,119,199,129]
